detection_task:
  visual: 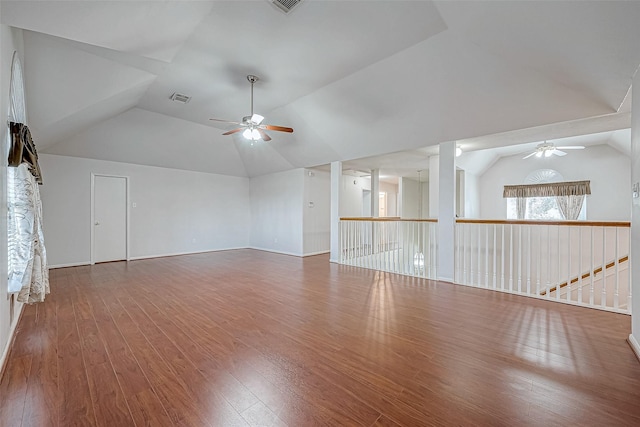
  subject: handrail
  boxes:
[541,255,629,296]
[456,219,630,228]
[340,217,438,222]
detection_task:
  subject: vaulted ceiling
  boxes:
[2,1,640,178]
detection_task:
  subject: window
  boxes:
[506,169,587,220]
[507,197,586,220]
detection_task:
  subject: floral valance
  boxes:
[503,180,590,198]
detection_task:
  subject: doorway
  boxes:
[91,174,128,264]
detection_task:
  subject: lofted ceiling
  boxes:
[2,1,640,178]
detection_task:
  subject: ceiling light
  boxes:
[544,150,553,157]
[243,128,261,141]
[535,151,543,158]
[456,147,462,157]
[251,114,264,124]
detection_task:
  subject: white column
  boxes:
[330,161,342,263]
[630,77,640,359]
[438,141,456,282]
[371,169,380,217]
[429,155,439,217]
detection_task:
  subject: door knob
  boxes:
[95,222,100,225]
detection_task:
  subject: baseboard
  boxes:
[49,261,90,269]
[628,334,640,362]
[302,250,330,257]
[126,247,249,261]
[248,247,303,257]
[0,300,25,382]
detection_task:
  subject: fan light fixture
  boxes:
[243,128,261,141]
[523,142,585,160]
[210,75,294,142]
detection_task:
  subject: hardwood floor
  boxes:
[1,249,639,426]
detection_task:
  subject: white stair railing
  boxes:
[455,220,631,314]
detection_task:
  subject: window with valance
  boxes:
[504,178,590,221]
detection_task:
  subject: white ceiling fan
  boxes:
[209,75,293,142]
[522,142,584,159]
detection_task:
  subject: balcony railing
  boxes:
[338,217,631,314]
[455,220,630,314]
[339,218,437,279]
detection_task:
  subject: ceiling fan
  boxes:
[522,142,585,159]
[210,75,293,142]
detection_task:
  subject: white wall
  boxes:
[0,25,24,370]
[479,144,630,220]
[464,171,480,218]
[303,169,330,255]
[631,76,640,355]
[39,154,251,266]
[250,168,304,255]
[400,177,428,219]
[339,175,371,217]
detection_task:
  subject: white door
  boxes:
[93,175,127,263]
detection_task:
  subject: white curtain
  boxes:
[516,197,527,219]
[556,194,585,221]
[8,164,49,303]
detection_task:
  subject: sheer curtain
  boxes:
[516,197,527,219]
[556,194,585,220]
[7,52,49,303]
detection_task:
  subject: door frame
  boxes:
[90,173,130,265]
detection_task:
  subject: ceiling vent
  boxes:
[170,93,191,104]
[271,0,303,14]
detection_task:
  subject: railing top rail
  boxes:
[456,219,630,227]
[340,217,438,223]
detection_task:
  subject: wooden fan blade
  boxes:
[222,128,243,136]
[257,128,272,141]
[262,124,294,133]
[210,118,243,125]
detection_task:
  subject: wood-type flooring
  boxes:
[1,249,639,426]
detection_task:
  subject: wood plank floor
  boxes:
[1,249,639,426]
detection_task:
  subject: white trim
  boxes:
[0,302,24,379]
[629,334,640,362]
[128,247,248,261]
[302,250,330,257]
[330,258,340,263]
[90,174,130,265]
[248,246,304,257]
[49,262,90,269]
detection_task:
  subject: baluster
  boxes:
[566,227,571,303]
[590,226,595,305]
[517,225,522,293]
[546,225,551,298]
[536,225,541,296]
[578,227,583,304]
[509,224,514,292]
[613,227,620,310]
[526,226,531,295]
[476,224,482,287]
[602,226,607,308]
[463,223,468,284]
[492,224,497,289]
[556,225,561,301]
[485,224,489,287]
[501,224,505,290]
